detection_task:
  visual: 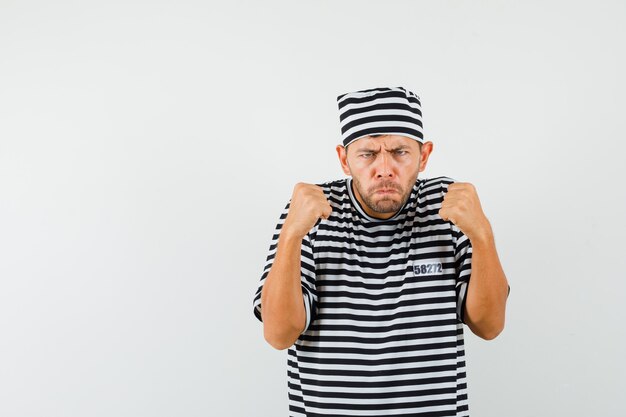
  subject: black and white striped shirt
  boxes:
[253,176,495,417]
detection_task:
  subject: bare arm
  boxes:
[463,226,509,340]
[261,229,307,350]
[438,181,509,340]
[258,183,331,350]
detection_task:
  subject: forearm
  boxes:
[261,229,307,349]
[464,226,509,340]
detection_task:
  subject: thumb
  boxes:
[439,208,455,224]
[438,207,447,220]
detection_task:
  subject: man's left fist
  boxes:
[438,182,492,242]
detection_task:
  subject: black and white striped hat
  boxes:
[337,86,424,148]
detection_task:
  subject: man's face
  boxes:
[336,135,433,220]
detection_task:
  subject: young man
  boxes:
[252,86,510,417]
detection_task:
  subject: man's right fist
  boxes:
[282,183,332,240]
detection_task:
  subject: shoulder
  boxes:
[282,178,346,206]
[420,175,457,194]
[313,178,349,204]
[314,178,347,192]
[417,176,460,221]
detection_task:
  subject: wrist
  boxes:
[468,219,494,246]
[280,226,305,242]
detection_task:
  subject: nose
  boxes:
[375,152,394,178]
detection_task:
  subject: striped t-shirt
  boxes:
[253,175,503,417]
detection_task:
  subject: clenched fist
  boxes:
[438,182,492,242]
[282,183,333,240]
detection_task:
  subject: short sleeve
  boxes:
[452,223,473,324]
[252,199,318,335]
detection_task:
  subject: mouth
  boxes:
[376,188,397,194]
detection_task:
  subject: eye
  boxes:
[360,153,373,158]
[396,150,407,155]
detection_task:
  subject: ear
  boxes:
[418,141,434,173]
[336,145,351,176]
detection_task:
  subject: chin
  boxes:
[373,197,402,210]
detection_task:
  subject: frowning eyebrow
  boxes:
[355,145,409,153]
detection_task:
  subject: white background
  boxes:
[1,1,625,416]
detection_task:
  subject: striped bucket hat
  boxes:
[336,86,424,148]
